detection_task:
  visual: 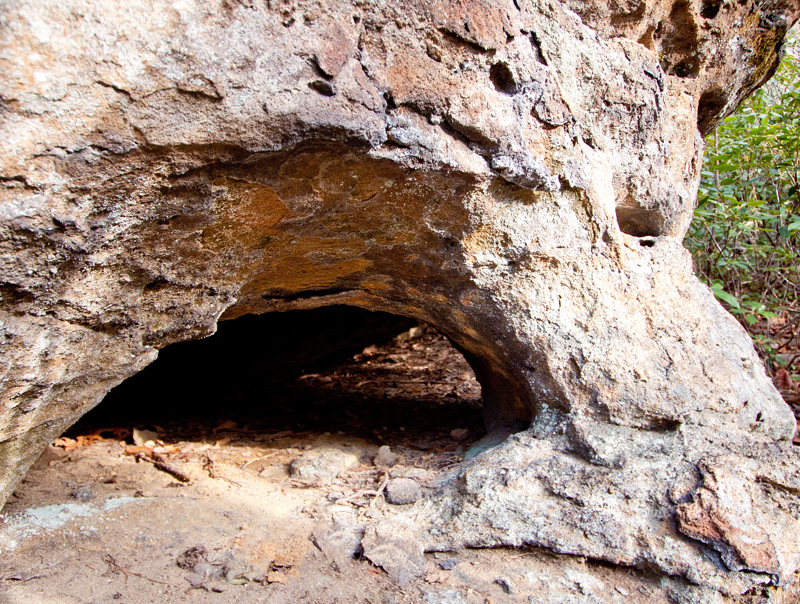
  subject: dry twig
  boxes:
[370,471,390,508]
[203,451,241,486]
[332,471,389,507]
[103,554,168,585]
[3,572,45,583]
[136,452,191,483]
[241,451,280,470]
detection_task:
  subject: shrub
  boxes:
[685,29,799,375]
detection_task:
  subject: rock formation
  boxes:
[1,0,799,600]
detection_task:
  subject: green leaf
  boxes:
[707,163,738,172]
[689,30,799,351]
[710,283,740,308]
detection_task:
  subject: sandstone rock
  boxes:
[421,590,468,604]
[290,449,359,482]
[385,478,422,505]
[1,0,800,601]
[361,521,427,584]
[437,558,458,571]
[311,513,365,571]
[374,445,399,468]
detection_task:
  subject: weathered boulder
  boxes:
[1,0,799,600]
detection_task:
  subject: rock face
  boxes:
[1,0,799,600]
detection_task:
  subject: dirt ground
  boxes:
[0,326,794,604]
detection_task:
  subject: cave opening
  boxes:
[68,306,489,462]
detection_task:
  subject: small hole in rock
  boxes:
[670,59,698,79]
[616,205,665,238]
[143,279,167,291]
[697,87,728,135]
[637,28,655,50]
[382,90,396,110]
[308,80,335,96]
[699,0,721,19]
[489,62,518,95]
[639,238,656,247]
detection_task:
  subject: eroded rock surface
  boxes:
[1,0,799,601]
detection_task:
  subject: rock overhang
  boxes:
[2,0,800,600]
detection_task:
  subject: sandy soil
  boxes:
[0,327,761,604]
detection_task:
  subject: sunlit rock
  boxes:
[2,0,799,600]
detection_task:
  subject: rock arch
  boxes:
[2,0,800,599]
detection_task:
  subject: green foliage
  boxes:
[685,30,799,368]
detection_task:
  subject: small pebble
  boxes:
[450,428,469,441]
[438,559,458,570]
[184,573,205,587]
[385,478,422,504]
[374,445,399,467]
[495,578,513,594]
[70,484,95,502]
[192,562,218,579]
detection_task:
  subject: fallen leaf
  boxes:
[132,428,159,447]
[775,368,793,391]
[76,434,107,447]
[53,437,79,452]
[107,427,131,440]
[123,445,154,457]
[213,420,238,434]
